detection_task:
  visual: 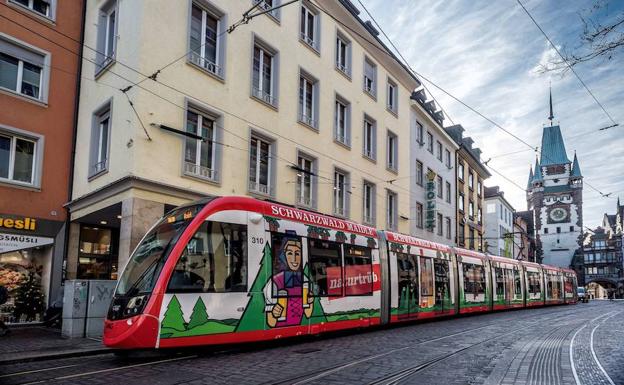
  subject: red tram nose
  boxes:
[103,314,159,349]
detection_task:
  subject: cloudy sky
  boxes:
[355,0,623,228]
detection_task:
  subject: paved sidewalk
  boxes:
[0,326,111,364]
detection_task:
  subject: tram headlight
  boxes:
[123,295,149,317]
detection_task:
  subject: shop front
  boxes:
[0,213,65,323]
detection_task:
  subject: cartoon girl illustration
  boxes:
[264,232,314,328]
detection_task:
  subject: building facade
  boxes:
[66,0,425,279]
[408,92,458,244]
[444,125,490,251]
[526,98,583,267]
[513,211,537,262]
[582,226,623,298]
[0,0,84,320]
[483,186,515,257]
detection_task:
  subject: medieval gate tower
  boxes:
[526,91,583,267]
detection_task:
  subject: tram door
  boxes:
[396,252,419,319]
[434,259,452,314]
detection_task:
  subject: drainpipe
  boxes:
[61,0,86,289]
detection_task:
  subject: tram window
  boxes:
[167,222,248,293]
[420,257,434,297]
[495,268,504,297]
[344,245,373,295]
[270,232,304,298]
[308,239,343,297]
[397,252,418,304]
[527,271,541,294]
[514,268,522,298]
[463,263,485,296]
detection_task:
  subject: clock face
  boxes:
[550,207,567,222]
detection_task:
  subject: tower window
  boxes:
[544,228,549,234]
[556,227,561,233]
[569,226,574,232]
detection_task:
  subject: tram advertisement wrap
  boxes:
[327,264,381,297]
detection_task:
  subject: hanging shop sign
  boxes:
[0,233,54,254]
[425,170,437,231]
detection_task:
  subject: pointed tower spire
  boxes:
[533,157,543,182]
[527,166,534,189]
[571,151,582,178]
[548,86,554,125]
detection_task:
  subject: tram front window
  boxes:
[108,204,204,320]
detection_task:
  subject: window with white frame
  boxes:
[445,149,451,168]
[296,154,315,207]
[477,207,482,224]
[252,40,277,107]
[10,0,54,19]
[333,169,348,217]
[416,121,424,145]
[363,116,376,160]
[387,79,398,113]
[445,217,451,239]
[334,96,350,146]
[298,70,318,128]
[458,161,464,181]
[416,160,423,186]
[469,200,474,218]
[436,141,442,161]
[363,181,375,225]
[96,0,118,73]
[189,2,225,78]
[184,108,216,181]
[387,190,397,230]
[300,3,318,50]
[89,104,111,178]
[436,175,443,198]
[458,192,464,211]
[335,32,351,75]
[426,131,433,153]
[253,0,280,20]
[416,202,423,228]
[468,171,474,189]
[0,131,37,185]
[477,179,482,196]
[0,39,46,101]
[249,136,273,196]
[387,130,398,171]
[445,181,451,203]
[363,57,376,96]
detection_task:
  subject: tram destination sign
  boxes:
[425,170,437,231]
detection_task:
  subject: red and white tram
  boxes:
[103,196,577,349]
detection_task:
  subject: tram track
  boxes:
[0,304,593,385]
[267,305,585,385]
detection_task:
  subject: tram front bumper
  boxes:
[103,314,159,349]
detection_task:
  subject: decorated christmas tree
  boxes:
[161,295,186,332]
[187,297,209,330]
[236,243,272,332]
[13,272,45,322]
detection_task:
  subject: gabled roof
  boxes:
[540,125,570,165]
[571,152,582,177]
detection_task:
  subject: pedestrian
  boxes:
[0,285,9,336]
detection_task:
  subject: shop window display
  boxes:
[78,225,119,280]
[0,249,47,323]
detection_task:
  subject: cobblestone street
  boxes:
[1,301,622,385]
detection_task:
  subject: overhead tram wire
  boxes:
[4,5,611,206]
[515,0,618,128]
[308,0,612,199]
[355,0,455,126]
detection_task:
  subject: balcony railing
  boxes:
[300,33,317,50]
[91,159,107,176]
[335,132,349,146]
[189,52,223,78]
[249,180,273,196]
[336,62,349,75]
[585,273,620,281]
[184,161,216,180]
[252,86,276,106]
[253,0,279,18]
[298,113,316,128]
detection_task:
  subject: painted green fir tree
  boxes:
[187,297,209,330]
[304,263,327,325]
[161,295,186,332]
[236,243,272,332]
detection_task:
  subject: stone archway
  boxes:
[586,279,620,299]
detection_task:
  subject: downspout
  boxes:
[61,0,86,286]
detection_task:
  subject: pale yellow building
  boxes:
[66,0,430,278]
